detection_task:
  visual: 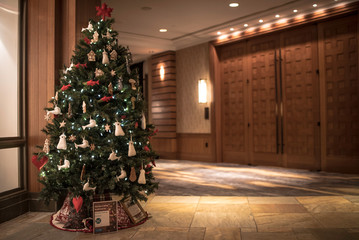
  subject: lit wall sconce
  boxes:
[160,65,165,80]
[198,79,207,103]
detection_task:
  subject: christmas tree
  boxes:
[32,3,158,216]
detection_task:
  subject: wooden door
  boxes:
[280,25,321,170]
[247,35,282,166]
[219,42,249,164]
[318,15,359,173]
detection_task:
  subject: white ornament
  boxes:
[114,121,125,136]
[108,150,121,161]
[83,180,96,191]
[82,118,97,130]
[82,101,86,113]
[128,136,136,157]
[75,138,89,149]
[47,106,62,116]
[141,112,146,130]
[111,70,116,76]
[110,50,117,61]
[81,22,93,32]
[91,31,99,43]
[138,168,146,184]
[116,168,127,181]
[54,91,58,101]
[129,79,136,90]
[57,133,67,150]
[102,30,112,39]
[87,50,96,61]
[102,51,109,65]
[43,139,50,154]
[65,63,74,73]
[57,159,70,170]
[118,77,123,90]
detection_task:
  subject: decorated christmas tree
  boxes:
[32,3,158,222]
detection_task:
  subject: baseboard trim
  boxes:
[0,191,29,224]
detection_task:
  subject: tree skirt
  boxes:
[50,210,148,233]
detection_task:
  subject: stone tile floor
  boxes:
[1,195,359,239]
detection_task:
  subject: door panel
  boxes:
[318,15,359,173]
[280,25,321,170]
[247,35,281,166]
[219,42,249,164]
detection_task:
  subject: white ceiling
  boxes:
[104,0,357,62]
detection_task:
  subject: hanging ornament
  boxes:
[57,133,67,150]
[69,135,76,142]
[65,63,74,73]
[95,68,104,77]
[58,158,70,170]
[118,77,123,90]
[129,79,136,90]
[100,96,112,102]
[108,82,113,95]
[72,196,83,213]
[31,155,48,170]
[116,167,127,181]
[82,101,86,113]
[60,120,66,128]
[110,50,117,60]
[114,121,125,136]
[68,103,73,118]
[128,135,136,157]
[81,21,93,32]
[82,118,97,130]
[83,179,96,191]
[105,124,111,132]
[102,50,109,65]
[91,31,99,43]
[135,122,138,129]
[87,50,96,61]
[90,143,95,151]
[75,138,89,149]
[84,37,91,45]
[80,164,85,181]
[44,114,51,121]
[108,150,121,161]
[138,164,146,184]
[43,139,50,154]
[86,79,99,86]
[129,167,136,182]
[54,91,58,101]
[102,30,113,39]
[111,39,117,46]
[125,56,131,74]
[47,105,62,116]
[131,97,136,110]
[111,70,116,76]
[144,145,150,152]
[106,44,112,51]
[141,112,146,130]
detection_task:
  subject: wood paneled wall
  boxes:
[177,133,214,162]
[27,0,100,192]
[150,51,177,158]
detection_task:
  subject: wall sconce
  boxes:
[160,65,165,80]
[198,79,207,103]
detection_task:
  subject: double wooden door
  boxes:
[219,24,321,170]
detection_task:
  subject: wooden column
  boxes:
[150,51,177,159]
[27,0,100,192]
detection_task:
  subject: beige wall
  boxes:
[176,43,211,134]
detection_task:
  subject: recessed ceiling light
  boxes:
[230,28,234,31]
[275,14,280,18]
[159,29,167,32]
[244,24,248,27]
[217,31,221,35]
[259,19,264,23]
[229,2,239,7]
[313,3,318,7]
[293,9,298,12]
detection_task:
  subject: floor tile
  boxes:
[203,227,241,240]
[145,203,197,213]
[292,228,358,240]
[250,204,307,213]
[191,212,256,228]
[296,196,359,213]
[248,197,299,204]
[241,232,297,240]
[131,229,189,240]
[253,213,322,232]
[313,212,359,228]
[199,197,247,204]
[344,195,359,203]
[141,210,195,228]
[196,204,251,213]
[188,227,206,240]
[150,196,200,204]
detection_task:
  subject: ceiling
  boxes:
[104,0,357,62]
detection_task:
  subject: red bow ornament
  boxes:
[96,3,113,20]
